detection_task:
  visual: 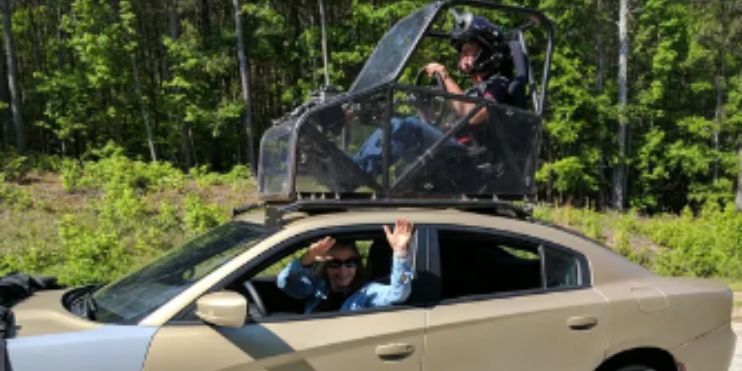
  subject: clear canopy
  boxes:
[258,85,540,201]
[257,1,552,202]
[350,3,441,93]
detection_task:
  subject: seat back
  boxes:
[506,31,532,110]
[366,238,392,283]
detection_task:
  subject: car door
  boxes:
[423,226,609,371]
[141,226,429,371]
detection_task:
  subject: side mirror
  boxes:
[195,291,247,328]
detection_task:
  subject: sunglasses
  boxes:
[326,257,360,269]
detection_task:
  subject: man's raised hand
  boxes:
[383,219,414,258]
[300,236,336,266]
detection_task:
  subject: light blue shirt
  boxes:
[276,255,413,313]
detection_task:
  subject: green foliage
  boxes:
[536,156,599,196]
[183,194,228,236]
[61,142,185,192]
[0,173,33,209]
[537,204,742,279]
[56,214,130,285]
[188,164,253,188]
[648,203,742,278]
[0,153,31,182]
[0,146,250,285]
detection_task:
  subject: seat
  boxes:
[507,31,532,110]
[366,238,392,283]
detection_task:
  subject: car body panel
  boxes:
[672,322,736,371]
[596,276,734,356]
[7,325,157,371]
[424,288,609,371]
[142,309,426,371]
[11,290,99,337]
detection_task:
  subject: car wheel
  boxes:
[613,365,658,371]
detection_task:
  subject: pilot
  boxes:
[423,11,520,143]
[276,219,414,313]
[353,12,521,177]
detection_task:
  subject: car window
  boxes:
[544,247,580,288]
[437,228,583,301]
[92,221,267,324]
[210,228,419,321]
[438,229,542,300]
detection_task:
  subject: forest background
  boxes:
[0,0,740,287]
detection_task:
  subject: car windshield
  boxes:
[349,3,439,93]
[90,222,267,324]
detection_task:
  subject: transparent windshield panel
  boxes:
[92,222,266,324]
[350,3,439,93]
[386,86,539,196]
[296,90,389,193]
[258,121,295,199]
[291,86,539,198]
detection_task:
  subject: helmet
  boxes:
[450,10,508,74]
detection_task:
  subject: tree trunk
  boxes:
[613,0,629,210]
[232,0,255,173]
[0,29,8,151]
[737,134,742,211]
[713,70,724,181]
[595,0,607,208]
[318,0,330,87]
[167,0,193,168]
[1,0,26,153]
[132,55,157,161]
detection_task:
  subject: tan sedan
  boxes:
[5,202,736,371]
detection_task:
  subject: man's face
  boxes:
[458,42,481,74]
[326,245,359,293]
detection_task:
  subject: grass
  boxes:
[724,279,742,292]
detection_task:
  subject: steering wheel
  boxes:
[242,280,268,317]
[413,68,447,124]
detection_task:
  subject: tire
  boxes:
[613,365,658,371]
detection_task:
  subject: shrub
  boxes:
[183,194,228,235]
[645,203,741,278]
[0,153,30,181]
[64,142,185,193]
[56,214,131,285]
[0,173,33,209]
[188,164,253,188]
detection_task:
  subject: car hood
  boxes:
[11,289,100,337]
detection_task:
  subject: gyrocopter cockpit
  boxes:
[258,0,554,203]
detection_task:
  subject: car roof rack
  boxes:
[234,198,533,227]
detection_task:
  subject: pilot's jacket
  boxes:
[277,255,413,313]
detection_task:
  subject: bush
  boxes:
[0,153,30,181]
[0,173,33,209]
[188,164,253,188]
[536,203,740,279]
[62,142,185,193]
[183,194,228,235]
[56,214,131,285]
[3,145,255,285]
[648,203,742,278]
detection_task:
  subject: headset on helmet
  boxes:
[450,10,509,74]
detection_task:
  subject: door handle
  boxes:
[375,343,415,361]
[567,315,598,330]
